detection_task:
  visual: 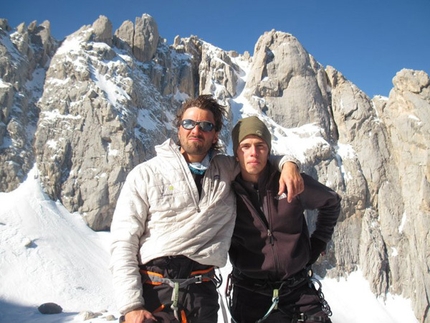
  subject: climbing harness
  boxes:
[308,271,332,318]
[255,281,285,323]
[226,268,332,323]
[225,273,239,323]
[140,266,222,322]
[225,269,307,323]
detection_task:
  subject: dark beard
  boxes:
[181,141,208,156]
[179,134,213,159]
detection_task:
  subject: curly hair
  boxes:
[175,95,227,151]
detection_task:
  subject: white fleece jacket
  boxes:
[110,139,239,314]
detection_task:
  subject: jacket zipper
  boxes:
[267,229,274,245]
[236,166,283,277]
[255,188,271,238]
[172,145,201,213]
[259,168,282,275]
[257,187,281,275]
[257,188,274,246]
[266,190,281,275]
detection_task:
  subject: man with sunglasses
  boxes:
[110,95,304,323]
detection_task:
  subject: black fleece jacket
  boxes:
[229,162,341,282]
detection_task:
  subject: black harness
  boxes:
[226,268,332,323]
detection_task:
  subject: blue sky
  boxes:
[3,0,429,98]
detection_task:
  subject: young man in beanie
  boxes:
[228,116,341,323]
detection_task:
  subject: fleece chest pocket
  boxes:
[147,182,192,214]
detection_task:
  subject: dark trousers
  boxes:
[230,273,331,323]
[139,256,219,323]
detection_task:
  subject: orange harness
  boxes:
[140,267,221,322]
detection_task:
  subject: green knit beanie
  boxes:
[232,116,272,156]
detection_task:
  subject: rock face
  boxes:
[92,15,113,46]
[245,31,335,139]
[1,16,429,322]
[375,69,430,319]
[0,19,58,192]
[113,14,159,62]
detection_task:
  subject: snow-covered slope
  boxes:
[0,167,114,322]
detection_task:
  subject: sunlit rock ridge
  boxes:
[0,14,429,322]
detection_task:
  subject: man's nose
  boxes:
[250,145,258,155]
[191,125,203,133]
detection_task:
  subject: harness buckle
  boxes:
[170,282,180,321]
[297,312,306,322]
[272,289,279,310]
[194,274,203,284]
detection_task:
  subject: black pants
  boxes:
[230,274,331,323]
[139,256,219,323]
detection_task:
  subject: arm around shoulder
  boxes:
[270,155,304,201]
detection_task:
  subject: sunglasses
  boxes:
[181,119,215,132]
